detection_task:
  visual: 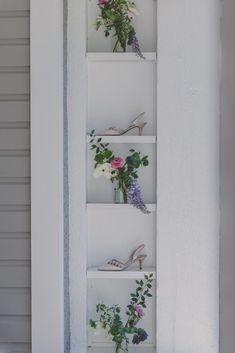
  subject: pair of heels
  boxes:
[98,244,147,271]
[96,112,147,136]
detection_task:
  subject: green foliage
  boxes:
[89,274,153,352]
[96,0,138,52]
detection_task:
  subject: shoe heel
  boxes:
[138,123,147,136]
[138,127,143,136]
[137,254,147,270]
[139,259,143,270]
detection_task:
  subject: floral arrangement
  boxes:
[89,273,153,353]
[96,0,145,58]
[89,130,150,214]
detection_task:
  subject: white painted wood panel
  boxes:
[0,261,30,287]
[31,0,64,351]
[0,288,30,315]
[0,156,29,177]
[0,45,29,66]
[0,238,30,260]
[87,204,156,211]
[0,0,29,11]
[0,101,29,122]
[157,0,220,352]
[0,211,30,232]
[0,316,30,342]
[86,52,156,61]
[0,17,29,39]
[88,348,154,353]
[87,268,155,279]
[0,73,29,95]
[0,128,29,150]
[86,135,156,144]
[0,184,30,205]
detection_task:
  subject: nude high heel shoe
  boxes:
[98,244,147,271]
[96,112,147,136]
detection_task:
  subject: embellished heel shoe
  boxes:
[96,112,147,136]
[98,244,147,271]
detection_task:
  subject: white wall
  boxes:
[157,0,220,352]
[220,0,235,352]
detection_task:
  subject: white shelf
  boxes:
[87,135,156,144]
[88,346,156,353]
[87,204,156,212]
[87,267,156,279]
[86,52,157,62]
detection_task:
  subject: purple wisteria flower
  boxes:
[127,180,150,214]
[134,304,145,317]
[132,328,148,344]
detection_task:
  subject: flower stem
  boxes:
[121,185,128,203]
[113,38,119,52]
[115,343,121,353]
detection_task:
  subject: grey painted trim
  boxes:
[63,0,70,351]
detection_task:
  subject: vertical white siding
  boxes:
[157,0,220,352]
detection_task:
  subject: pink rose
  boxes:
[111,157,124,169]
[98,0,110,5]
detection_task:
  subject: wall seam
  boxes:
[63,0,70,351]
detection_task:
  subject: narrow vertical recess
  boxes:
[63,0,71,351]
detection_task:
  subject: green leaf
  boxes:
[89,320,97,328]
[95,153,104,163]
[103,150,113,159]
[143,159,149,166]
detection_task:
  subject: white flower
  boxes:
[93,163,113,179]
[127,4,140,18]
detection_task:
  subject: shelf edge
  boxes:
[86,52,157,62]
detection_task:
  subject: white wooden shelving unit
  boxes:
[87,135,157,144]
[86,52,157,61]
[88,347,156,353]
[84,0,157,352]
[86,204,156,211]
[87,268,156,279]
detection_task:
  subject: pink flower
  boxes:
[111,157,124,169]
[134,304,145,317]
[98,0,110,5]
